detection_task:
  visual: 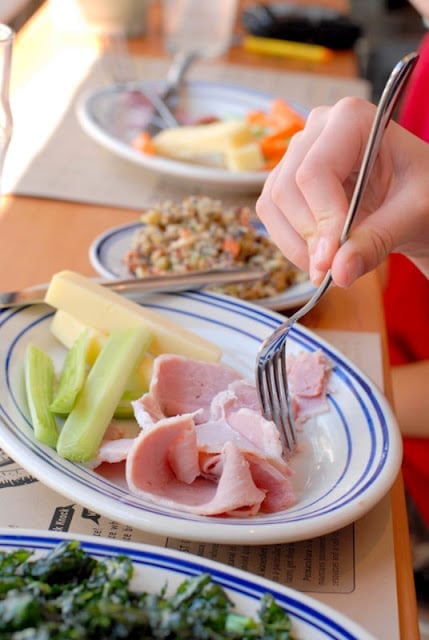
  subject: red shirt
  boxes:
[383,255,429,527]
[383,33,429,527]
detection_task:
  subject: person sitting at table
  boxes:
[255,91,429,599]
[382,0,429,592]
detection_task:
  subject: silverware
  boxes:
[255,51,419,458]
[101,32,198,134]
[0,268,265,309]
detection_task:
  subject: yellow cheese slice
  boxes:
[152,120,253,159]
[50,309,106,365]
[50,308,154,391]
[225,142,265,172]
[45,270,222,362]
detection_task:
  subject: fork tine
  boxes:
[257,334,297,456]
[268,347,296,456]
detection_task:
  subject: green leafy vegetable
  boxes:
[0,540,298,639]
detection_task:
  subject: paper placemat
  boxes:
[0,330,399,639]
[3,49,370,210]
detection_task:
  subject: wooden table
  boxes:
[0,2,420,638]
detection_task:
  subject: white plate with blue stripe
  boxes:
[89,221,316,311]
[0,291,401,545]
[76,81,306,191]
[0,529,375,639]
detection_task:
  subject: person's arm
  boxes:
[391,361,429,437]
[256,97,429,287]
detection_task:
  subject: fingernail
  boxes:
[313,237,329,270]
[309,261,325,286]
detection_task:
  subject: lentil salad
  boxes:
[122,196,306,302]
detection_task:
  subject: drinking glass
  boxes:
[161,0,238,59]
[0,24,13,193]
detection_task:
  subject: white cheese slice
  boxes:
[45,270,222,362]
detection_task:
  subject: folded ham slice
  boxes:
[95,350,331,518]
[287,349,332,423]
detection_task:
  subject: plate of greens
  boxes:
[0,289,401,545]
[0,528,375,638]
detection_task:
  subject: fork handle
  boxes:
[340,51,418,245]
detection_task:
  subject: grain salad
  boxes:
[123,196,306,301]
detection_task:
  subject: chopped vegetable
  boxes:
[24,344,59,448]
[0,540,298,638]
[247,98,306,168]
[131,130,156,154]
[56,326,151,462]
[49,328,91,414]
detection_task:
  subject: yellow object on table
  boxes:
[242,35,334,63]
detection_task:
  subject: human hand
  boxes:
[256,97,429,287]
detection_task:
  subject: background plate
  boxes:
[89,221,316,311]
[0,291,401,545]
[76,81,305,190]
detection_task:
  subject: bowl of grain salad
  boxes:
[120,196,309,304]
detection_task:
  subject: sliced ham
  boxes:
[126,424,267,516]
[91,438,135,468]
[287,349,332,423]
[137,354,242,424]
[126,354,300,516]
[100,350,331,518]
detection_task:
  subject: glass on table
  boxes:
[0,24,13,193]
[161,0,238,59]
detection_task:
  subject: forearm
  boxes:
[391,361,429,438]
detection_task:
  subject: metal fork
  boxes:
[100,32,197,133]
[256,51,419,457]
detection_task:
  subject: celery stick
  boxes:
[114,391,140,419]
[113,354,153,419]
[24,344,59,448]
[56,327,152,462]
[49,329,90,414]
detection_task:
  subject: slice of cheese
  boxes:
[152,120,253,159]
[51,308,154,388]
[225,142,265,172]
[45,271,221,362]
[50,309,107,365]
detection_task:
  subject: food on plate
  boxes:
[45,269,221,361]
[149,119,256,162]
[0,539,297,638]
[24,343,59,448]
[124,354,297,516]
[56,327,151,462]
[23,269,332,517]
[24,269,220,462]
[120,351,330,517]
[123,196,307,301]
[131,97,305,172]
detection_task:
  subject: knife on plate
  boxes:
[0,268,265,309]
